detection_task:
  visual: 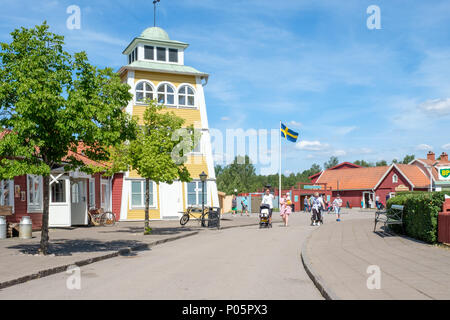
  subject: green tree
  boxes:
[126,100,197,234]
[402,154,415,164]
[375,160,388,166]
[324,156,339,169]
[354,160,373,167]
[216,155,256,194]
[0,23,136,255]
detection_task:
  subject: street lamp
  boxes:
[199,171,207,227]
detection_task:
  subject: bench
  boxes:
[374,204,404,232]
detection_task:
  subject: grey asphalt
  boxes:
[303,214,450,299]
[0,213,323,300]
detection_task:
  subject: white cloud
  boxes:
[418,98,450,116]
[221,116,230,121]
[296,140,330,151]
[416,144,433,151]
[289,121,302,128]
[442,143,450,150]
[333,150,347,157]
[335,126,358,135]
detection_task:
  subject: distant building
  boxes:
[409,151,450,192]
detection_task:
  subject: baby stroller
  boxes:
[259,204,272,228]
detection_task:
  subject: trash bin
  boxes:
[0,216,6,239]
[208,207,221,229]
[19,216,32,239]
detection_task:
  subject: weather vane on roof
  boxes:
[153,0,161,27]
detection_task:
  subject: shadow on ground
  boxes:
[7,239,151,256]
[97,226,197,235]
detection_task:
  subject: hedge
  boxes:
[387,191,450,244]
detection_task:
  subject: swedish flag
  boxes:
[281,123,299,143]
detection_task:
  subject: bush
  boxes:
[386,192,450,243]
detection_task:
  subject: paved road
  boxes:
[0,214,322,300]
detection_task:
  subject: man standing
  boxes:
[261,188,274,226]
[304,196,309,212]
[231,195,237,216]
[333,194,343,222]
[241,196,249,216]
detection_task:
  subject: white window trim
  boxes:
[0,179,14,213]
[50,178,69,206]
[27,175,43,213]
[177,84,197,109]
[129,179,157,210]
[185,181,209,207]
[156,82,177,107]
[392,174,398,183]
[135,80,156,105]
[89,178,96,209]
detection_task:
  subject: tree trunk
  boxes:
[144,178,150,234]
[39,175,50,255]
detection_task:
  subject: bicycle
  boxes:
[88,207,116,227]
[179,206,210,227]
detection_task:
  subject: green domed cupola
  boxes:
[140,27,170,41]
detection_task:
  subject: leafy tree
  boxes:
[354,160,373,167]
[324,156,339,169]
[0,23,136,255]
[216,155,256,194]
[126,100,197,234]
[375,160,387,167]
[402,154,415,164]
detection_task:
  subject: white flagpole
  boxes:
[279,120,282,209]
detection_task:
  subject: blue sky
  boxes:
[1,0,449,174]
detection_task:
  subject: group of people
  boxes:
[304,193,343,225]
[231,189,344,227]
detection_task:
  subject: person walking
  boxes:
[241,196,249,216]
[231,195,238,216]
[304,196,310,213]
[311,192,325,226]
[261,188,274,226]
[333,194,343,222]
[280,192,292,227]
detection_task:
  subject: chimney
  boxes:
[427,151,435,161]
[440,152,448,162]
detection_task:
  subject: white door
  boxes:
[71,179,88,225]
[49,177,71,227]
[160,182,182,219]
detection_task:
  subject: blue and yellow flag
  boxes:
[280,123,299,143]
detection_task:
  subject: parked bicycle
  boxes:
[88,207,116,227]
[179,206,209,227]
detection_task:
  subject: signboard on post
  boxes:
[438,167,450,181]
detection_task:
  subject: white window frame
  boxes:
[27,175,43,213]
[186,181,209,207]
[89,178,96,209]
[392,174,398,184]
[129,179,157,210]
[50,179,68,204]
[157,82,176,107]
[101,179,111,211]
[135,80,155,104]
[177,84,196,109]
[0,179,14,213]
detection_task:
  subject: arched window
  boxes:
[157,83,175,106]
[135,81,154,103]
[178,85,195,107]
[392,174,398,183]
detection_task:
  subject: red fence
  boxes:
[438,199,450,244]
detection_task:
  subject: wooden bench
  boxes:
[374,204,404,232]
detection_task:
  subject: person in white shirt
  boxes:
[311,192,325,226]
[261,188,274,225]
[333,194,343,222]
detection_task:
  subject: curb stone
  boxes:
[300,229,340,300]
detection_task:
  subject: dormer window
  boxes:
[144,46,154,60]
[157,47,166,62]
[392,174,398,184]
[169,49,178,63]
[128,47,138,64]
